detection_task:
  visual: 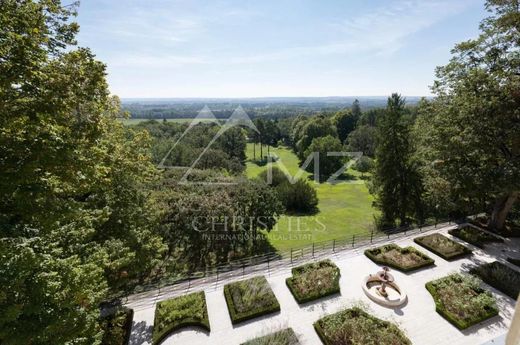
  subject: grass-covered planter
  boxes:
[242,328,299,345]
[425,273,498,330]
[100,307,134,345]
[414,233,472,260]
[152,291,210,345]
[364,244,434,272]
[224,276,280,325]
[448,226,503,248]
[313,307,411,345]
[470,261,520,300]
[286,260,340,304]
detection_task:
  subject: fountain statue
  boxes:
[362,266,407,307]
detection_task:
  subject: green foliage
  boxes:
[372,94,424,227]
[346,125,377,157]
[426,273,498,329]
[224,276,280,324]
[295,116,337,159]
[314,307,411,345]
[152,292,210,345]
[332,110,357,143]
[414,233,472,260]
[286,260,340,304]
[364,244,434,272]
[353,156,374,176]
[304,135,344,182]
[470,261,520,300]
[258,167,290,187]
[100,307,134,345]
[448,226,503,248]
[242,328,299,345]
[276,179,319,214]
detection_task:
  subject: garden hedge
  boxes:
[152,291,210,345]
[470,261,520,300]
[364,244,434,272]
[414,233,472,261]
[100,307,134,345]
[448,226,503,248]
[241,328,299,345]
[224,276,280,325]
[286,260,340,304]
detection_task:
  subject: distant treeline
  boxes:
[121,97,424,120]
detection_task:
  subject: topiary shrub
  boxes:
[152,291,210,345]
[364,244,434,272]
[425,273,498,329]
[224,276,280,325]
[286,260,340,304]
[414,233,472,260]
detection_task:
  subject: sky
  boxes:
[76,0,487,98]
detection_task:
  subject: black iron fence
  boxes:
[114,216,464,305]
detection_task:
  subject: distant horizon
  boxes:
[121,95,430,101]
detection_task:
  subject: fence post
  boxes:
[387,232,390,240]
[352,235,355,247]
[370,230,373,243]
[267,256,270,273]
[290,248,293,263]
[215,269,219,288]
[332,239,336,253]
[188,275,191,290]
[242,263,245,276]
[312,243,315,257]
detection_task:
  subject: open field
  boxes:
[245,143,378,251]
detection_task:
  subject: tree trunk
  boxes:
[489,191,519,231]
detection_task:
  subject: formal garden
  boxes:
[448,226,503,248]
[364,244,435,272]
[242,328,299,345]
[286,260,341,304]
[414,233,473,261]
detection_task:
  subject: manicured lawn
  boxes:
[364,244,434,272]
[152,291,210,345]
[286,260,340,304]
[100,307,134,345]
[245,144,378,252]
[470,261,520,300]
[426,273,498,330]
[242,328,299,345]
[414,233,472,260]
[314,307,411,345]
[224,276,280,324]
[448,226,503,248]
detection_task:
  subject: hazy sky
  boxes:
[76,0,486,98]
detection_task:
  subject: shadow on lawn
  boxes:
[129,321,152,345]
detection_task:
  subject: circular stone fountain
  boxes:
[362,266,407,307]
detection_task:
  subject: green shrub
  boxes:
[448,226,503,248]
[258,167,290,187]
[286,260,340,304]
[276,179,318,214]
[152,291,210,345]
[364,244,434,272]
[314,307,411,345]
[425,273,498,329]
[242,328,299,345]
[100,307,134,345]
[224,276,280,325]
[353,156,374,175]
[414,233,472,260]
[470,261,520,300]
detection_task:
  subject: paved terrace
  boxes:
[127,224,520,345]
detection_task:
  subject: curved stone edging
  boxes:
[362,275,407,307]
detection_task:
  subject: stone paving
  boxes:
[127,224,520,345]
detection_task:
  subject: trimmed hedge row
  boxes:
[224,276,280,325]
[152,291,210,345]
[313,307,411,345]
[448,226,503,248]
[100,307,134,345]
[426,274,498,330]
[364,244,434,272]
[241,328,299,345]
[286,260,340,304]
[470,261,520,300]
[414,233,472,261]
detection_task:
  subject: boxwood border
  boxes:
[286,260,341,304]
[414,233,472,261]
[224,276,280,325]
[152,291,210,345]
[470,261,520,300]
[364,244,434,272]
[448,226,503,249]
[241,328,299,345]
[425,280,498,330]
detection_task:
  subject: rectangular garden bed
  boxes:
[314,307,411,345]
[470,216,520,238]
[364,244,434,272]
[242,328,299,345]
[224,276,280,325]
[470,261,520,300]
[152,291,210,345]
[426,273,498,329]
[100,307,134,345]
[448,226,503,248]
[286,259,340,304]
[414,233,472,260]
